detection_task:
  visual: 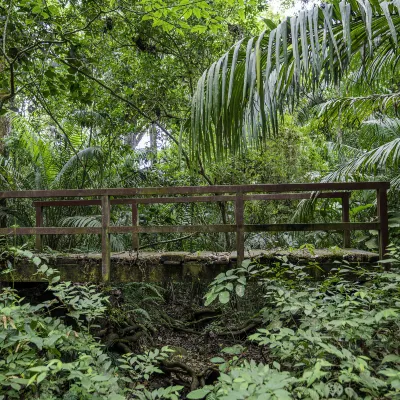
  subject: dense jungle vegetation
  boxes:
[1,0,400,398]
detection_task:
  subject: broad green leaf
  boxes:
[187,388,211,399]
[219,291,230,304]
[210,357,225,363]
[37,372,47,384]
[382,354,400,364]
[235,284,245,297]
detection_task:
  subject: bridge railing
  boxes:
[0,182,390,281]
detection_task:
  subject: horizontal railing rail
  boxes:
[0,181,390,199]
[0,182,390,281]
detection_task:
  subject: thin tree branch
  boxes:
[63,11,104,36]
[2,0,12,64]
[10,41,66,65]
[30,84,95,186]
[138,234,194,250]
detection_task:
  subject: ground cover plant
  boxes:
[190,248,400,399]
[1,246,400,399]
[0,248,183,399]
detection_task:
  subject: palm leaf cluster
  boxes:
[0,111,108,249]
[324,117,400,191]
[190,0,400,161]
[294,117,400,235]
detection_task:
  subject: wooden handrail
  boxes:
[0,181,390,199]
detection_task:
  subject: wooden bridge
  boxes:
[0,182,390,282]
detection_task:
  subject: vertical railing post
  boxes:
[101,195,111,281]
[132,201,139,251]
[35,205,43,252]
[235,192,244,266]
[377,188,389,260]
[342,192,351,248]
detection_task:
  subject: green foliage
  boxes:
[119,346,174,381]
[190,0,400,161]
[190,362,294,399]
[196,247,400,399]
[118,347,183,399]
[204,260,249,306]
[131,385,184,400]
[107,282,166,334]
[0,249,181,399]
[0,0,330,254]
[51,282,108,328]
[2,0,400,393]
[0,284,121,399]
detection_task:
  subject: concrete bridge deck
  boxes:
[0,249,379,283]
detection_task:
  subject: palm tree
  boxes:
[190,0,400,161]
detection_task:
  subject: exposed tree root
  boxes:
[115,342,132,354]
[102,321,150,353]
[192,308,222,319]
[185,315,218,327]
[215,318,262,337]
[114,331,144,344]
[162,360,201,391]
[171,324,202,335]
[161,308,262,339]
[120,324,139,335]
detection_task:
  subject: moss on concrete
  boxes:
[0,249,379,283]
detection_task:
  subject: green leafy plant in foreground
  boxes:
[0,248,182,399]
[203,259,253,306]
[190,247,400,399]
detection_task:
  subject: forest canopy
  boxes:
[1,0,399,253]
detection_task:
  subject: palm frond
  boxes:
[318,92,400,124]
[361,117,400,143]
[190,0,400,161]
[61,215,102,229]
[51,146,103,188]
[0,156,32,191]
[329,138,400,178]
[292,198,317,223]
[61,215,124,252]
[327,141,365,161]
[8,113,59,187]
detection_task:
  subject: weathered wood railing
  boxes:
[0,182,390,281]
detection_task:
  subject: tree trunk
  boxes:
[0,115,11,242]
[0,114,10,157]
[150,123,157,164]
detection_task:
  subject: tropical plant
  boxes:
[187,247,400,399]
[190,0,400,161]
[323,117,400,191]
[0,247,183,399]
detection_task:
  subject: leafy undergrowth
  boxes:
[1,246,400,399]
[191,246,400,400]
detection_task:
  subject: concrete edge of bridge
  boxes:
[0,248,379,283]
